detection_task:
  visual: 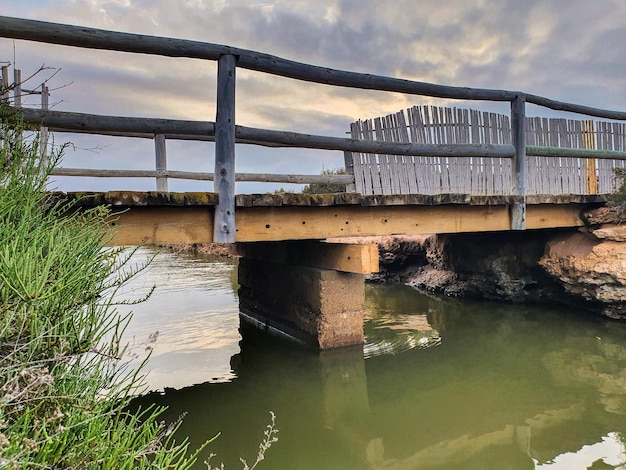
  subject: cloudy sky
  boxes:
[1,0,625,193]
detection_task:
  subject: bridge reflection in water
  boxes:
[125,250,626,469]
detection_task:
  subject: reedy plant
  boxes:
[0,104,209,468]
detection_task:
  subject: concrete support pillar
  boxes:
[238,256,366,349]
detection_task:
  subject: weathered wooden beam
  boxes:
[51,168,166,178]
[3,16,626,119]
[213,54,237,242]
[510,95,526,230]
[59,190,219,207]
[65,190,603,208]
[524,92,626,121]
[0,16,514,102]
[235,125,516,157]
[527,145,626,161]
[43,127,298,148]
[236,240,379,274]
[18,107,216,135]
[18,107,514,158]
[49,167,356,184]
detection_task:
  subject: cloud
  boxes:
[3,0,626,192]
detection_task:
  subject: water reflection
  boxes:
[126,249,626,469]
[364,285,442,358]
[118,247,240,390]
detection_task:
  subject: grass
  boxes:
[0,104,209,467]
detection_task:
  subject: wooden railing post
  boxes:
[36,82,50,174]
[343,151,356,193]
[154,133,168,191]
[13,68,21,107]
[510,94,526,230]
[1,65,9,101]
[214,53,237,242]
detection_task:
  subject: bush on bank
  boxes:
[0,106,205,467]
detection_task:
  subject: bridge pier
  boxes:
[236,241,378,349]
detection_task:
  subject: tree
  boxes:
[301,168,347,194]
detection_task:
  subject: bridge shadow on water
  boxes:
[130,282,626,469]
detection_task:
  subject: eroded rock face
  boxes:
[582,205,626,225]
[436,232,557,301]
[374,232,566,303]
[540,230,626,319]
[368,208,626,320]
[592,224,626,242]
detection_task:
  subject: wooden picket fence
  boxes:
[349,106,626,196]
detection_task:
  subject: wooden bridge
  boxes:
[2,16,626,349]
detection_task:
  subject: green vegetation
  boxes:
[610,167,626,205]
[301,168,346,194]
[0,106,207,467]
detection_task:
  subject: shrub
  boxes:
[301,168,346,194]
[0,105,206,468]
[609,167,626,206]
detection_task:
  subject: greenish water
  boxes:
[125,248,626,469]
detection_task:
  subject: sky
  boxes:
[1,0,626,193]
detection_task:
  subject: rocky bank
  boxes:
[365,205,626,320]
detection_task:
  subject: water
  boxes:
[123,247,626,469]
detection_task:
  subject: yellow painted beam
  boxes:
[107,207,213,246]
[234,205,510,241]
[103,203,588,245]
[526,204,585,229]
[237,240,379,274]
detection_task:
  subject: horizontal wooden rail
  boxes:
[18,108,216,136]
[236,125,515,157]
[16,107,515,158]
[526,146,626,161]
[17,108,626,171]
[2,16,626,120]
[46,127,287,147]
[20,106,626,164]
[50,167,355,184]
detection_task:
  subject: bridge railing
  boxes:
[2,16,626,240]
[349,105,626,196]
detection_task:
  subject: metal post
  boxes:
[214,53,237,243]
[510,94,526,230]
[154,133,168,191]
